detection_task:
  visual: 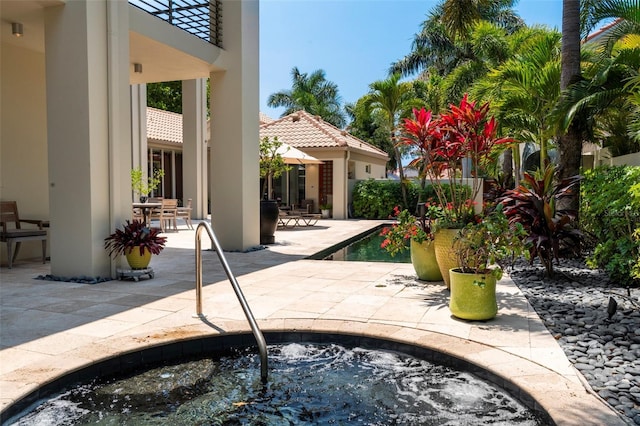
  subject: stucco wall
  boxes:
[1,43,50,262]
[612,152,640,167]
[349,151,387,180]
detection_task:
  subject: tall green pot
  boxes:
[433,228,460,288]
[410,239,442,281]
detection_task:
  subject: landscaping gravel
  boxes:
[510,258,640,425]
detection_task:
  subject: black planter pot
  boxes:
[260,200,279,245]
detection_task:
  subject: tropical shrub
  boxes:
[398,97,512,229]
[351,179,456,219]
[499,165,582,277]
[581,166,640,286]
[454,203,528,279]
[352,179,404,219]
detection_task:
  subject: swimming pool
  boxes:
[308,225,411,263]
[3,333,549,425]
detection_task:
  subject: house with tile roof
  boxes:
[143,108,389,220]
[260,111,389,219]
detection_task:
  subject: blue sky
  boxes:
[259,0,564,120]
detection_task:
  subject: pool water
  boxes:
[12,343,544,425]
[318,226,411,263]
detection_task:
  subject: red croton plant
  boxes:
[399,94,513,228]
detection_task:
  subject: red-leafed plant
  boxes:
[104,220,167,258]
[498,165,582,276]
[400,94,512,228]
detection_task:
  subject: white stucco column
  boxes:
[182,79,208,219]
[44,0,131,277]
[209,0,259,250]
[333,158,347,219]
[131,83,148,189]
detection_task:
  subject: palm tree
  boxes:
[558,0,583,203]
[473,27,563,175]
[267,67,346,128]
[556,0,640,156]
[391,0,523,80]
[366,73,423,207]
[441,0,524,39]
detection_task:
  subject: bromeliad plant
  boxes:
[454,203,528,282]
[104,220,167,258]
[498,165,582,277]
[399,94,513,229]
[381,203,443,257]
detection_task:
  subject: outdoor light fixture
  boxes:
[12,22,23,37]
[134,63,143,73]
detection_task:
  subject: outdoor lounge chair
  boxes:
[278,209,302,228]
[0,201,48,268]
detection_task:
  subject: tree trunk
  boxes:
[501,148,514,188]
[559,0,582,211]
[392,127,409,208]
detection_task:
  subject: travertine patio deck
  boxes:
[0,219,626,425]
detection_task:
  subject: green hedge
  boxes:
[581,165,640,286]
[351,179,443,219]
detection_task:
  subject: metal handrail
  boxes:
[194,222,268,382]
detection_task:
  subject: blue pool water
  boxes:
[311,225,411,263]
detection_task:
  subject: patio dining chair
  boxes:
[149,198,178,232]
[176,198,193,229]
[0,201,48,268]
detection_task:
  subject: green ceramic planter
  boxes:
[433,228,460,288]
[449,268,498,320]
[410,239,442,281]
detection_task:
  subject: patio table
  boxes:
[132,202,161,227]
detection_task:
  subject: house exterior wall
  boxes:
[611,152,640,167]
[349,151,387,180]
[0,43,50,261]
[305,164,320,212]
[1,0,254,272]
[299,149,387,219]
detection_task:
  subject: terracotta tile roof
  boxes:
[259,110,389,160]
[259,112,274,124]
[147,107,182,145]
[585,18,622,43]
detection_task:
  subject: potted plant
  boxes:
[131,167,165,203]
[449,204,527,320]
[319,203,332,219]
[381,204,443,281]
[259,136,291,244]
[398,95,513,287]
[104,220,167,269]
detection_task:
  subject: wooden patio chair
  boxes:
[0,201,48,268]
[176,198,193,229]
[149,198,178,232]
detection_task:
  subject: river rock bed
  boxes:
[509,258,640,425]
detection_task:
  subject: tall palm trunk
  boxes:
[392,126,409,208]
[558,0,582,212]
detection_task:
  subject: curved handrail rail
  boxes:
[195,222,268,382]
